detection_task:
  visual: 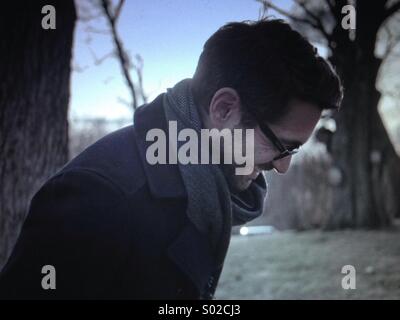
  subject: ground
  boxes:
[216,228,400,299]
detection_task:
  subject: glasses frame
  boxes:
[257,122,299,161]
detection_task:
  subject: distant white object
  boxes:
[240,226,249,236]
[239,225,275,236]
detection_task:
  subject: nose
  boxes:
[272,155,292,174]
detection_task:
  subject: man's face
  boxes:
[221,100,322,193]
[205,88,322,193]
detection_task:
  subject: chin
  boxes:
[220,164,253,193]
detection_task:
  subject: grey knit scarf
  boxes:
[163,79,267,266]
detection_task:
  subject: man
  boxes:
[0,19,343,299]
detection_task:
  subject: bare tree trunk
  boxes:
[0,0,76,269]
[325,4,400,228]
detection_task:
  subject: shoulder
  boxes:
[58,125,146,196]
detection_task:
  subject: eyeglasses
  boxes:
[258,122,300,161]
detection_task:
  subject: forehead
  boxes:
[268,100,322,145]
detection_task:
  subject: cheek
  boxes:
[253,132,275,165]
[254,147,273,165]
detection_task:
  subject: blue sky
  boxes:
[70,0,292,120]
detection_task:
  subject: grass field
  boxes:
[216,228,400,299]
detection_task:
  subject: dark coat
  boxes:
[0,94,222,300]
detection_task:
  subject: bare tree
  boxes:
[74,0,147,110]
[258,0,400,228]
[0,0,76,269]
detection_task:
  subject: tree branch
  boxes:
[85,25,109,35]
[257,0,311,23]
[257,0,331,43]
[133,54,148,104]
[101,0,138,110]
[323,0,335,17]
[114,0,125,22]
[294,0,332,41]
[88,46,114,66]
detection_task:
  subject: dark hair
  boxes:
[191,19,343,124]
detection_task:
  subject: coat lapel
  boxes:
[133,94,216,294]
[133,93,186,199]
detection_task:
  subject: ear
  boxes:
[208,88,242,130]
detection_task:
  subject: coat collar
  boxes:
[133,93,186,199]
